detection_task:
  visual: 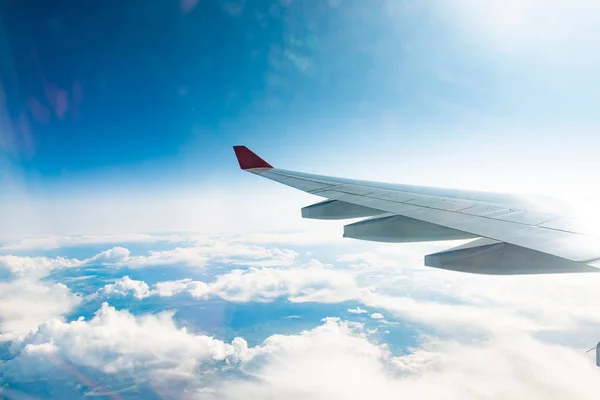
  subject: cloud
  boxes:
[0,254,81,278]
[0,247,130,278]
[0,239,301,279]
[339,247,600,337]
[4,303,249,394]
[216,320,600,400]
[348,307,368,314]
[6,302,600,400]
[100,276,151,300]
[100,261,364,303]
[89,238,600,340]
[361,293,544,336]
[86,246,131,264]
[0,279,80,341]
[208,263,361,303]
[4,230,600,399]
[121,241,299,269]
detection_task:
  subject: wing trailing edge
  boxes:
[302,200,384,220]
[344,214,478,243]
[425,238,599,275]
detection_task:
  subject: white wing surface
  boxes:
[233,146,600,275]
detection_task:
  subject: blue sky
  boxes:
[1,1,599,236]
[2,0,600,197]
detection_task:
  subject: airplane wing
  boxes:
[233,146,600,275]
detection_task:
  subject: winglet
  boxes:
[233,146,274,170]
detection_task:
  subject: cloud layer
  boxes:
[6,304,600,400]
[3,233,600,399]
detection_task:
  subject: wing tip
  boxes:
[233,146,274,170]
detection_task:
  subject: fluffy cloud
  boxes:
[100,276,151,300]
[218,332,600,400]
[100,261,364,303]
[348,307,368,314]
[0,279,80,340]
[92,239,600,340]
[0,239,300,278]
[0,237,313,348]
[121,242,298,269]
[217,319,600,400]
[0,248,130,278]
[6,302,600,400]
[4,303,249,396]
[340,246,600,337]
[0,254,81,278]
[5,232,600,399]
[206,263,361,303]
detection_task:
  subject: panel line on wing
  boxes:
[270,173,565,236]
[308,184,565,233]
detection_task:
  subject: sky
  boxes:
[2,2,600,398]
[1,0,600,235]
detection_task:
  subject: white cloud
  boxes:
[5,312,390,398]
[339,248,600,336]
[101,276,151,300]
[80,241,298,270]
[348,307,368,314]
[6,232,600,399]
[361,293,544,336]
[217,320,600,400]
[0,247,130,278]
[5,303,249,387]
[0,279,80,341]
[5,230,600,399]
[152,278,209,298]
[90,240,600,340]
[6,302,600,400]
[100,261,364,304]
[0,239,301,279]
[0,254,81,278]
[208,264,360,303]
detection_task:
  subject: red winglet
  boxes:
[233,146,274,170]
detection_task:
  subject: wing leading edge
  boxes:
[233,146,600,275]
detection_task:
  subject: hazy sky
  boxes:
[1,0,599,235]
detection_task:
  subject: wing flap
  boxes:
[425,238,599,275]
[344,214,478,243]
[301,200,384,220]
